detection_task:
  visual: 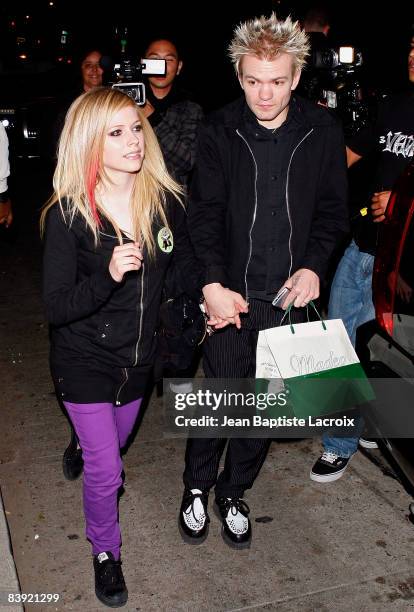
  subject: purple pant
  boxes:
[64,399,142,559]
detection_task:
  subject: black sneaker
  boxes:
[359,437,379,449]
[179,488,210,544]
[310,451,350,483]
[215,497,251,549]
[62,427,83,481]
[93,551,128,608]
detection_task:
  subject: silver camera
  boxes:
[109,57,166,105]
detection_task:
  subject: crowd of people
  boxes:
[9,10,412,608]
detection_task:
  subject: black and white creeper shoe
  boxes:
[179,488,210,544]
[215,497,251,549]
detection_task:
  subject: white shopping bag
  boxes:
[256,306,374,418]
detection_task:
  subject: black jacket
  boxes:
[188,95,349,298]
[42,196,201,404]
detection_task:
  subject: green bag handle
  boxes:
[280,300,326,334]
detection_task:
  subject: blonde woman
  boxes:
[41,87,200,607]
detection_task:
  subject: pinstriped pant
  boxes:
[183,299,306,498]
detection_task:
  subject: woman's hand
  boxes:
[202,283,248,330]
[109,242,143,282]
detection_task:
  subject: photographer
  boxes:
[141,38,203,187]
[299,6,369,137]
[298,5,332,103]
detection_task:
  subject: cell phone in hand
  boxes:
[272,286,290,308]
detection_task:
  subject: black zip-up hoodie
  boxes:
[42,195,201,404]
[188,95,349,298]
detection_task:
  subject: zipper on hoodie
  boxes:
[114,262,145,406]
[115,368,129,406]
[236,129,258,301]
[133,262,145,366]
[285,128,314,277]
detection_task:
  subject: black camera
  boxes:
[312,46,363,109]
[100,56,166,105]
[301,43,370,136]
[312,46,362,71]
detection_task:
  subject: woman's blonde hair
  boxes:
[228,13,309,75]
[40,87,183,257]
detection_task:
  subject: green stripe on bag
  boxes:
[284,362,375,419]
[256,363,374,420]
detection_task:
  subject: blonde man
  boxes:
[179,13,349,548]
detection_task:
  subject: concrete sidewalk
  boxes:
[2,165,414,611]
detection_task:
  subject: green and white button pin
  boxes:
[157,227,174,253]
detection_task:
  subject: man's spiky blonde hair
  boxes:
[228,13,310,75]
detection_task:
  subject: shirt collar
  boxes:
[243,96,303,139]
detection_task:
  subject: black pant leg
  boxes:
[215,302,304,496]
[215,303,308,496]
[183,324,252,491]
[183,301,306,496]
[215,437,271,498]
[183,437,227,492]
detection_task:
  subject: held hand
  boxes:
[202,283,248,330]
[109,242,143,283]
[208,301,248,330]
[0,200,13,228]
[282,268,320,309]
[371,190,391,223]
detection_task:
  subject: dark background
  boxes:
[0,0,413,108]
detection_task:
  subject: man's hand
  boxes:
[282,268,320,309]
[371,190,391,223]
[0,199,12,228]
[202,283,248,330]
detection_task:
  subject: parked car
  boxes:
[356,158,414,501]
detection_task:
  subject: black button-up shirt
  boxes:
[243,102,302,301]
